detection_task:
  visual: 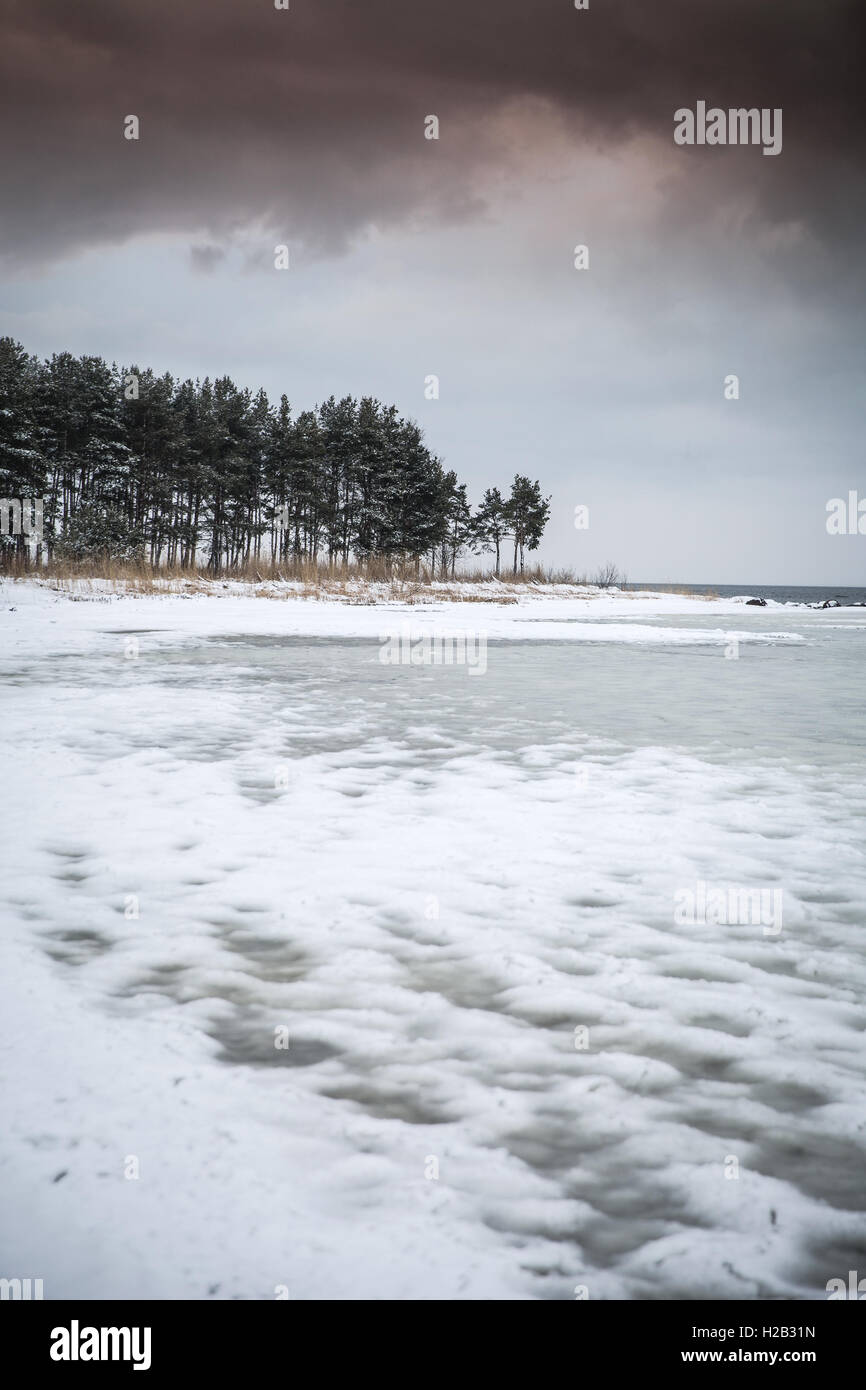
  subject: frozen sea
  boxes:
[1,582,865,1300]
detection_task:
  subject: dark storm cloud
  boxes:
[0,0,862,266]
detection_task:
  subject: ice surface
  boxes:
[1,581,864,1299]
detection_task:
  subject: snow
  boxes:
[0,576,814,651]
[1,578,864,1300]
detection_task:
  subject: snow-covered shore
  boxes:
[1,579,864,1300]
[0,576,830,655]
[0,573,833,613]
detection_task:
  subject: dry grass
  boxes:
[0,554,593,600]
[1,555,717,604]
[0,553,595,584]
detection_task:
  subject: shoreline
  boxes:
[4,575,857,655]
[2,573,860,612]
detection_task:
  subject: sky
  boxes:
[1,0,864,582]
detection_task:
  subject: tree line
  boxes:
[0,338,550,576]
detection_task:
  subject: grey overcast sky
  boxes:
[1,0,864,582]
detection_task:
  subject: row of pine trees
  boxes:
[0,338,550,576]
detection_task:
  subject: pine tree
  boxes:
[440,471,471,579]
[471,486,509,577]
[506,475,551,575]
[0,338,550,580]
[265,394,294,564]
[0,337,46,560]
